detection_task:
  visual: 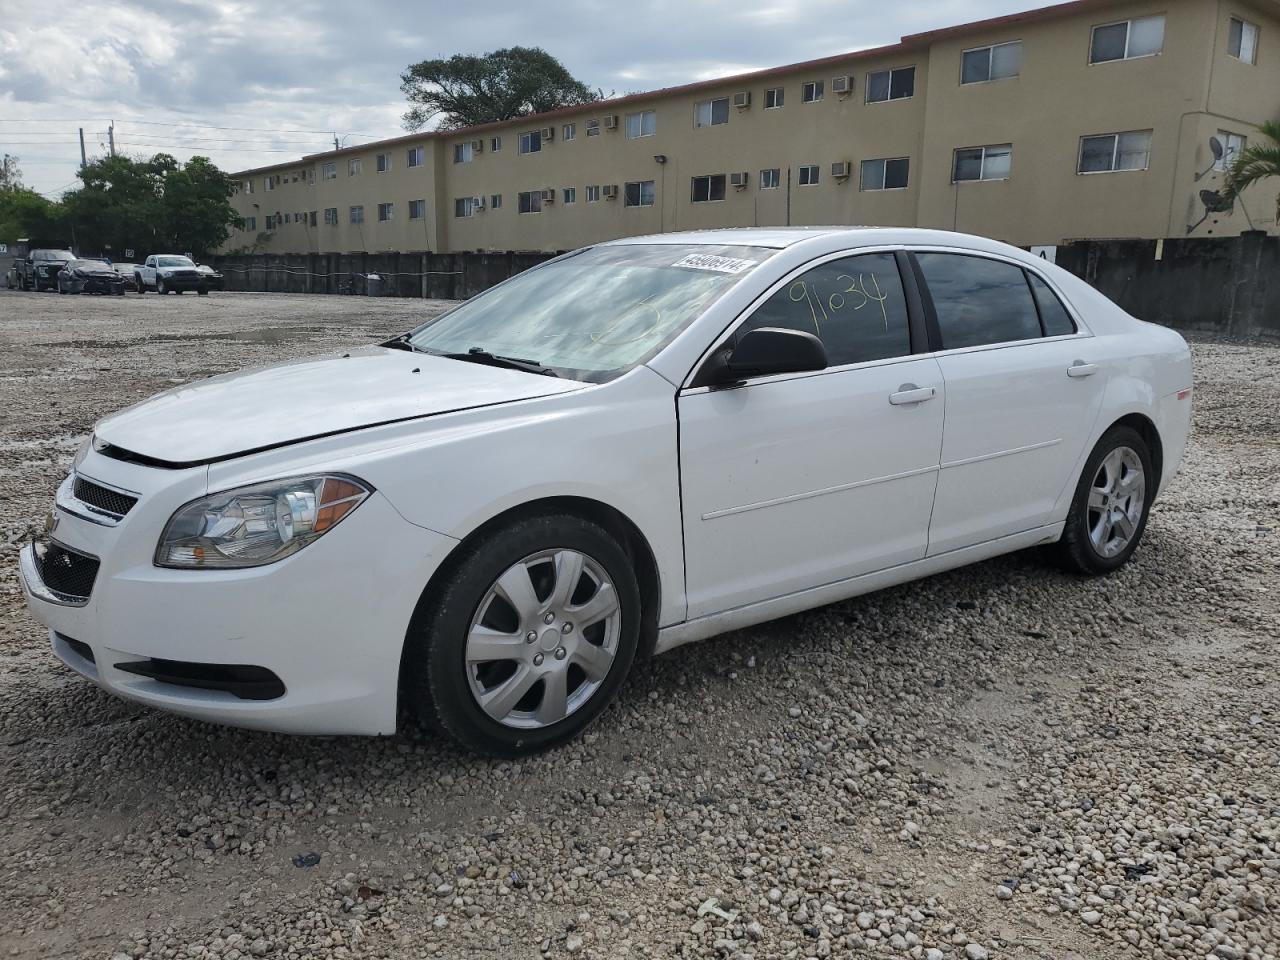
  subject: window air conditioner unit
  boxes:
[540,188,555,202]
[730,171,749,188]
[472,196,486,210]
[831,161,851,179]
[540,126,554,141]
[602,184,618,199]
[732,91,751,108]
[471,139,484,152]
[832,75,852,95]
[603,114,619,130]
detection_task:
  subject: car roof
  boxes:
[602,226,1026,255]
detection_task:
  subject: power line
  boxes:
[0,117,385,136]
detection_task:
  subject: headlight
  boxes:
[160,270,173,278]
[155,475,371,569]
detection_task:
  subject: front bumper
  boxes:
[18,456,457,735]
[66,276,125,294]
[159,272,210,291]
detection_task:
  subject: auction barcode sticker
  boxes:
[670,253,758,274]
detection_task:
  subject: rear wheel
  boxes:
[403,514,641,756]
[1055,425,1152,575]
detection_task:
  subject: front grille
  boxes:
[73,476,137,519]
[33,541,100,602]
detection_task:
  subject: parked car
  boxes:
[136,254,212,295]
[57,259,127,296]
[111,263,141,292]
[196,263,224,290]
[19,228,1192,756]
[16,249,75,291]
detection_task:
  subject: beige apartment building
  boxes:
[226,0,1280,255]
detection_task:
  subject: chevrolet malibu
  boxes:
[19,228,1192,756]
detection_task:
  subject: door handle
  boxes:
[1067,361,1098,378]
[889,384,936,405]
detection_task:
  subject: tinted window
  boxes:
[1028,273,1076,337]
[736,252,911,367]
[917,253,1041,349]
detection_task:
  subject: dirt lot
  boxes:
[0,289,1277,960]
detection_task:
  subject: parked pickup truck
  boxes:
[136,254,214,295]
[16,249,76,292]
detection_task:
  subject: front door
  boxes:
[678,250,945,620]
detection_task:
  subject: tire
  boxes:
[32,276,43,292]
[1055,425,1153,576]
[197,288,209,296]
[403,514,642,757]
[157,279,168,295]
[135,276,146,293]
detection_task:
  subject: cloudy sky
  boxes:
[1,0,1037,196]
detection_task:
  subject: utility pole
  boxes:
[108,121,115,156]
[79,128,87,169]
[334,133,340,151]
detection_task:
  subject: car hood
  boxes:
[94,346,585,466]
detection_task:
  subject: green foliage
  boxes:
[1224,120,1280,226]
[0,153,240,257]
[1,153,23,193]
[401,46,601,131]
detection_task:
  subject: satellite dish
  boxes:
[1209,136,1224,161]
[1200,189,1233,213]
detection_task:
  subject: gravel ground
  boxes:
[0,289,1276,960]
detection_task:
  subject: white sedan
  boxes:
[19,228,1192,755]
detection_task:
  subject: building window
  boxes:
[801,80,823,103]
[1090,15,1164,63]
[586,119,600,137]
[624,180,656,206]
[1215,131,1246,172]
[377,202,394,221]
[953,144,1013,181]
[309,210,317,227]
[860,157,910,190]
[866,66,916,102]
[519,130,542,154]
[691,174,727,202]
[349,204,364,224]
[760,168,781,189]
[563,187,577,204]
[798,164,820,186]
[454,197,474,218]
[408,199,425,219]
[764,87,784,109]
[264,177,274,192]
[626,110,656,138]
[563,122,576,141]
[694,97,730,127]
[490,136,502,152]
[323,207,338,225]
[962,41,1022,83]
[518,191,543,214]
[1229,17,1259,63]
[454,142,473,164]
[407,146,425,168]
[321,162,337,180]
[586,185,601,202]
[1078,130,1152,173]
[348,157,362,176]
[245,216,257,231]
[376,153,391,173]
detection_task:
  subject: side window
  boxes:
[916,253,1041,349]
[1027,272,1076,337]
[736,252,911,367]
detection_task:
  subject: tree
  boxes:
[59,153,241,257]
[0,188,66,247]
[1,153,23,192]
[401,47,601,131]
[1224,120,1280,228]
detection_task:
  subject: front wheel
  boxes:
[1055,425,1153,575]
[403,514,642,756]
[157,279,168,295]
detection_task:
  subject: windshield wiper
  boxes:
[381,333,430,354]
[445,347,559,377]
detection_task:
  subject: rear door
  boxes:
[677,249,944,619]
[912,251,1108,555]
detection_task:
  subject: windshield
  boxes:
[35,250,74,261]
[158,256,195,267]
[406,244,773,382]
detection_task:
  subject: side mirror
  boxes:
[725,327,827,379]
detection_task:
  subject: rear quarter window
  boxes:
[1027,272,1077,337]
